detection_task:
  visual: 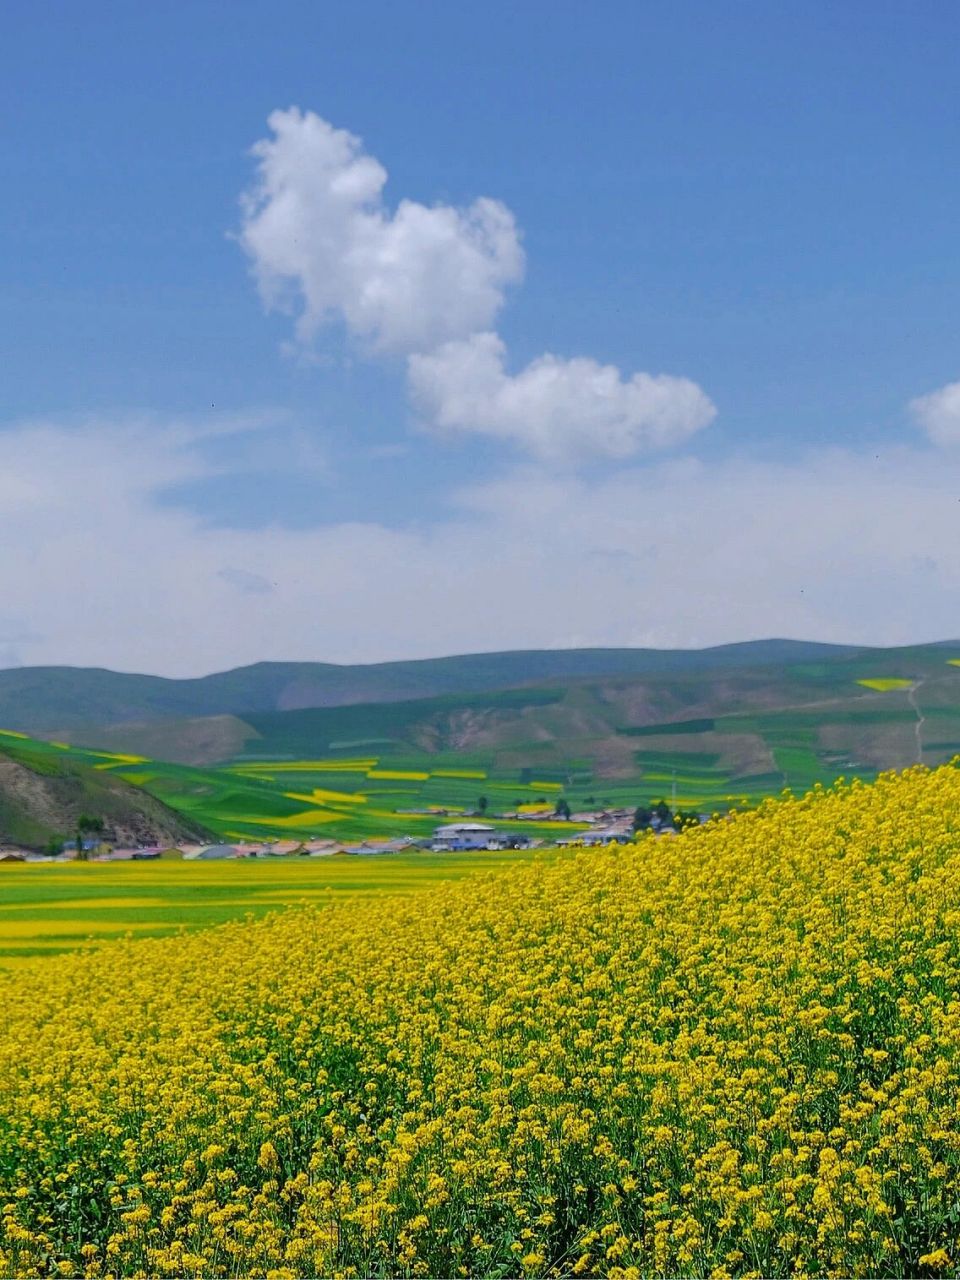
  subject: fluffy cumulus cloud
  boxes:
[408,332,717,460]
[238,109,715,463]
[2,416,959,675]
[910,381,960,446]
[238,108,524,354]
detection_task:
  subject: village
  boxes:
[0,804,695,863]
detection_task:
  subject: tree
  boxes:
[477,796,488,815]
[654,799,673,825]
[75,813,105,861]
[673,809,701,831]
[554,798,571,820]
[633,805,653,832]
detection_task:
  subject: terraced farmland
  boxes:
[7,646,960,846]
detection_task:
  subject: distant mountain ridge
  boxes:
[0,640,872,733]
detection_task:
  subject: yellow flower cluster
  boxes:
[3,765,960,1276]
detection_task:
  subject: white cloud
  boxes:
[408,332,716,460]
[238,108,524,355]
[237,109,717,464]
[2,417,959,676]
[910,381,960,446]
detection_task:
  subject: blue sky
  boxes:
[2,1,959,673]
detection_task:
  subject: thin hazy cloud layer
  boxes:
[0,417,957,674]
[238,109,716,462]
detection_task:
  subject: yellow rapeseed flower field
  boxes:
[3,765,960,1277]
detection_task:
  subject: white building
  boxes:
[431,822,499,851]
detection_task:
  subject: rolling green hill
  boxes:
[57,640,960,782]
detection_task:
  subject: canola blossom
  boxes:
[4,766,960,1276]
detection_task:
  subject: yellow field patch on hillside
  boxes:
[0,939,126,951]
[947,659,960,668]
[234,808,341,829]
[366,768,430,781]
[0,897,172,913]
[432,768,488,779]
[517,801,552,812]
[0,728,29,739]
[283,787,367,806]
[857,677,913,691]
[528,780,563,790]
[0,919,160,939]
[92,753,150,769]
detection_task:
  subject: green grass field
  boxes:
[0,848,550,967]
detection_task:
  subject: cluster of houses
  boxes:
[432,807,704,850]
[0,805,697,864]
[0,842,169,863]
[0,836,425,862]
[175,837,425,860]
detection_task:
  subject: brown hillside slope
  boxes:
[0,749,211,849]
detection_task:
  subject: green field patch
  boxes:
[518,767,569,785]
[635,749,722,768]
[785,662,843,679]
[356,787,422,799]
[230,759,381,773]
[733,771,788,789]
[0,919,161,940]
[773,746,834,786]
[0,896,173,912]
